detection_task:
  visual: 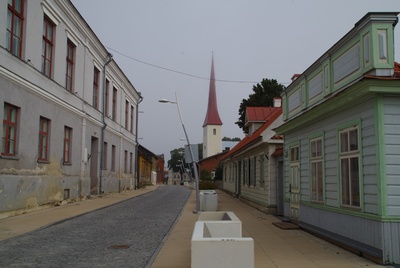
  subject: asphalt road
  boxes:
[0,185,191,268]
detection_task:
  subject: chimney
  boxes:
[291,74,301,81]
[273,97,282,107]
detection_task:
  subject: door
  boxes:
[276,157,284,216]
[90,137,99,194]
[289,146,300,222]
[290,163,300,221]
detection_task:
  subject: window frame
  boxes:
[102,141,107,170]
[65,39,75,92]
[93,67,100,109]
[125,100,129,129]
[38,117,50,162]
[112,87,117,120]
[63,126,72,164]
[42,15,55,78]
[7,0,24,58]
[310,137,324,203]
[129,152,133,174]
[111,145,116,171]
[124,150,128,173]
[339,126,361,208]
[259,154,265,188]
[105,79,110,116]
[130,105,134,133]
[2,103,19,156]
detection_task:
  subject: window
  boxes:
[124,150,128,173]
[42,16,55,78]
[259,155,265,188]
[111,145,116,171]
[290,145,300,194]
[244,159,249,185]
[6,0,24,57]
[93,67,100,109]
[102,142,107,169]
[310,138,323,202]
[65,40,75,92]
[105,80,110,116]
[250,157,256,187]
[129,152,133,173]
[213,128,216,135]
[63,126,72,164]
[125,100,129,129]
[112,87,117,120]
[38,117,50,161]
[2,103,19,156]
[339,127,360,207]
[130,105,134,133]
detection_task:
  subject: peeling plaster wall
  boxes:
[0,175,87,214]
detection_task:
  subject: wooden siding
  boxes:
[283,99,378,213]
[223,162,236,194]
[384,96,400,216]
[383,222,400,263]
[301,205,382,252]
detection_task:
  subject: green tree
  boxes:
[168,147,185,172]
[222,137,241,141]
[236,78,285,134]
[214,164,223,180]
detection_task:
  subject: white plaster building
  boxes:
[0,0,141,215]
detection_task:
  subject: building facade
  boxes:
[276,12,400,264]
[0,0,141,215]
[221,104,283,214]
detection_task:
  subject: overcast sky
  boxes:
[71,1,400,164]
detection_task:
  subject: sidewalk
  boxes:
[151,189,386,268]
[0,185,159,241]
[0,186,387,267]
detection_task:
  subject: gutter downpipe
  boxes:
[99,52,113,195]
[135,93,143,189]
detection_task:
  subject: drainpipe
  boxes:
[99,52,113,195]
[134,93,143,189]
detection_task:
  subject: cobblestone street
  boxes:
[0,186,191,268]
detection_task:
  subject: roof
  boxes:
[138,144,157,161]
[245,107,280,126]
[203,56,223,127]
[220,107,282,161]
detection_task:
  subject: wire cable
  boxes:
[106,46,264,84]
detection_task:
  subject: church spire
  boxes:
[202,54,223,127]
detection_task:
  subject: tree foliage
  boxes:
[168,147,185,172]
[222,137,241,141]
[236,78,285,134]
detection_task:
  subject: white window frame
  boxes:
[310,137,323,202]
[339,126,360,208]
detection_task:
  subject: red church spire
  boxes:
[203,55,223,127]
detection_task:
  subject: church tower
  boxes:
[203,55,223,158]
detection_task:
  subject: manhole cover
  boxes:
[108,244,130,249]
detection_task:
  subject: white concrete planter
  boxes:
[192,211,254,268]
[199,190,218,211]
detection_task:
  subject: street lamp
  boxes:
[159,92,200,213]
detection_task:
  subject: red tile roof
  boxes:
[245,107,280,126]
[220,107,282,161]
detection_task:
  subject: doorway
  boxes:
[90,137,99,195]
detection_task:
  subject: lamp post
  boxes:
[159,92,200,213]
